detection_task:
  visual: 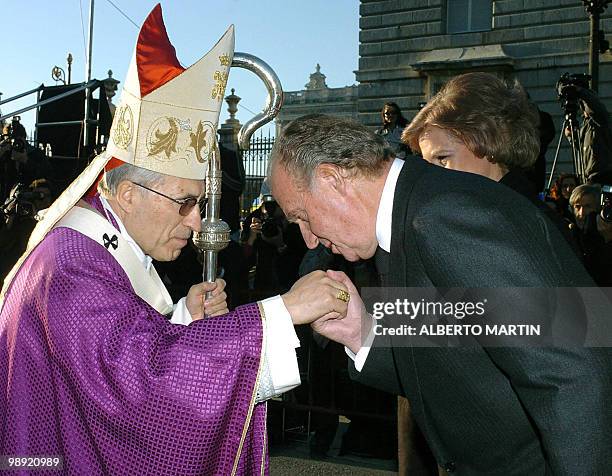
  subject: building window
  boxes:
[447,0,492,34]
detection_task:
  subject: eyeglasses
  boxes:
[132,182,207,216]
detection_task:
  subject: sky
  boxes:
[1,0,359,139]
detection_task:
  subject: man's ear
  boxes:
[115,180,138,213]
[314,163,347,193]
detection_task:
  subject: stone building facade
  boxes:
[275,64,358,135]
[357,0,612,172]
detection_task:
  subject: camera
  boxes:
[556,73,591,98]
[1,116,27,155]
[556,73,592,116]
[1,183,46,226]
[10,137,26,154]
[601,185,612,222]
[260,196,281,238]
[261,218,280,239]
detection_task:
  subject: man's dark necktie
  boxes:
[374,246,391,286]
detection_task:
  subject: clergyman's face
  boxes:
[270,165,378,262]
[418,126,506,181]
[125,176,204,261]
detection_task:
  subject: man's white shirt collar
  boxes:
[100,196,153,271]
[349,158,405,371]
[376,158,405,253]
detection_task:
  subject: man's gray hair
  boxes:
[98,163,166,197]
[269,114,393,186]
[569,183,601,206]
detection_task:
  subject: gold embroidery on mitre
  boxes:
[188,121,208,163]
[219,54,230,66]
[212,70,229,101]
[112,105,134,149]
[147,117,179,159]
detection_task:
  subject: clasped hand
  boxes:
[311,270,367,355]
[282,270,367,354]
[186,279,228,320]
[184,270,369,355]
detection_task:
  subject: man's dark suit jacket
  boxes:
[355,158,612,475]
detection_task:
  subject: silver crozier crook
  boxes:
[192,52,284,293]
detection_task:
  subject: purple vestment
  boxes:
[0,197,268,475]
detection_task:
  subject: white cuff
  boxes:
[260,296,301,395]
[344,314,376,372]
[169,297,192,326]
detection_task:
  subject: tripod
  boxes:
[547,109,586,190]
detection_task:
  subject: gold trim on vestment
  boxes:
[260,409,267,476]
[230,301,267,476]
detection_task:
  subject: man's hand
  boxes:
[311,270,369,354]
[186,279,228,320]
[282,270,349,325]
[247,218,262,245]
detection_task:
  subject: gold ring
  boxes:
[336,289,350,303]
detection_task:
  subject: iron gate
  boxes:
[239,131,274,216]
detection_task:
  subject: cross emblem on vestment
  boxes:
[103,233,118,250]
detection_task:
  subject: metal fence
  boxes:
[239,131,275,216]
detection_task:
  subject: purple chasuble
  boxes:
[0,196,268,475]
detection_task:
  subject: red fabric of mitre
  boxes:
[137,4,186,98]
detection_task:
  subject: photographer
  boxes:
[548,173,579,223]
[241,186,306,300]
[0,179,54,286]
[0,117,53,204]
[0,118,55,285]
[559,78,612,184]
[569,184,612,286]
